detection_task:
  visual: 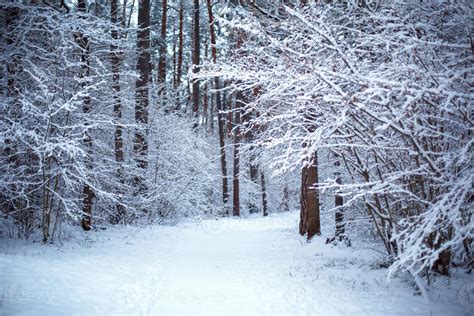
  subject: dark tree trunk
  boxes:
[172,21,177,89]
[334,171,345,238]
[134,0,150,190]
[227,97,233,137]
[231,28,246,217]
[175,0,184,88]
[209,89,214,130]
[206,0,228,206]
[300,151,321,240]
[77,0,94,231]
[261,172,268,217]
[202,39,209,127]
[248,135,258,214]
[216,80,229,206]
[121,0,128,27]
[192,0,200,127]
[233,92,242,217]
[326,156,350,246]
[282,185,290,212]
[247,108,258,213]
[157,0,167,92]
[111,0,125,224]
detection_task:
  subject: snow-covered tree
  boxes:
[200,1,473,278]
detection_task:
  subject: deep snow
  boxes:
[0,211,472,315]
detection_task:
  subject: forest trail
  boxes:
[0,212,468,315]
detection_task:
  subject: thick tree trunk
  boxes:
[77,0,94,231]
[207,0,229,206]
[134,0,150,191]
[192,0,200,127]
[300,151,321,240]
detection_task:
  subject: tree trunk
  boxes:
[192,0,200,127]
[77,0,94,231]
[261,172,268,217]
[121,0,128,27]
[282,184,290,212]
[233,92,242,217]
[111,0,125,224]
[175,0,184,88]
[227,97,233,137]
[326,156,350,246]
[247,114,258,213]
[300,151,321,240]
[172,21,177,89]
[231,28,246,217]
[206,0,229,206]
[157,0,167,93]
[202,39,209,127]
[134,0,151,191]
[334,170,345,239]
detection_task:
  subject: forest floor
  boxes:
[0,211,472,315]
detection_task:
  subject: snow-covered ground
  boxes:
[0,211,472,315]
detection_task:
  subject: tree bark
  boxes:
[261,172,268,217]
[206,0,229,206]
[282,184,290,212]
[111,0,125,224]
[172,21,177,89]
[175,0,184,88]
[77,0,94,231]
[134,0,151,190]
[334,169,345,239]
[300,151,321,240]
[326,156,350,246]
[247,120,258,214]
[231,27,246,217]
[157,0,167,92]
[227,96,233,137]
[232,92,242,217]
[202,39,209,127]
[192,0,200,127]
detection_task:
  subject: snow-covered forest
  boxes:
[1,0,473,314]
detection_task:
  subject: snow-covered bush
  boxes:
[0,3,223,241]
[145,108,224,222]
[0,3,136,240]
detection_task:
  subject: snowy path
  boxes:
[0,212,470,315]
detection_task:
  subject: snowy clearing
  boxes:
[0,211,471,315]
